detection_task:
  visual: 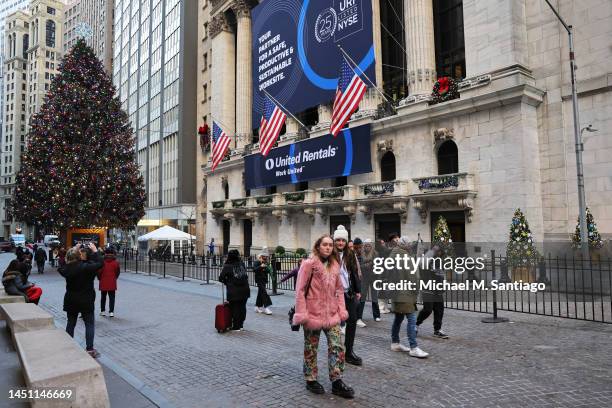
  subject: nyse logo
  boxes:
[334,0,363,42]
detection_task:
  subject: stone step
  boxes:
[0,303,54,341]
[15,329,110,408]
[0,288,26,305]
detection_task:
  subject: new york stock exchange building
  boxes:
[199,0,612,256]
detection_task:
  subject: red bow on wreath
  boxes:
[438,77,450,95]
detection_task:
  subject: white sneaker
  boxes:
[109,312,114,318]
[356,319,366,328]
[100,311,106,317]
[255,307,262,313]
[409,347,429,358]
[375,318,381,322]
[264,307,272,315]
[340,325,346,335]
[390,343,410,352]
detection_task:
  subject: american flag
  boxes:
[330,57,367,137]
[211,121,230,171]
[259,94,286,156]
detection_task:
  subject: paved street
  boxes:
[3,252,612,407]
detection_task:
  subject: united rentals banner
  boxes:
[252,0,376,127]
[244,124,372,190]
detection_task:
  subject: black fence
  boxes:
[118,249,612,323]
[120,249,300,294]
[442,251,612,323]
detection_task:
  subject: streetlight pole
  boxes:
[544,0,588,259]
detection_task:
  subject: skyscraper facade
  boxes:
[1,0,65,239]
[112,0,197,243]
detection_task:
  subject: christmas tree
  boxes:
[432,215,454,256]
[10,39,145,230]
[506,208,538,265]
[572,207,603,249]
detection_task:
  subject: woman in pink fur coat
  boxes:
[293,234,355,399]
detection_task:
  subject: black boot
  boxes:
[345,351,362,366]
[332,379,354,399]
[306,380,325,395]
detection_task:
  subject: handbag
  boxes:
[288,270,314,332]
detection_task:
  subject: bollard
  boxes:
[135,251,139,274]
[482,250,509,323]
[163,258,166,279]
[148,256,151,276]
[182,254,186,281]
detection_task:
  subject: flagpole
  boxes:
[211,116,247,143]
[337,45,396,110]
[261,89,309,131]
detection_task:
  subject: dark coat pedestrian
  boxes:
[34,247,47,273]
[219,250,250,330]
[60,244,103,354]
[60,248,103,314]
[2,261,32,301]
[253,248,272,311]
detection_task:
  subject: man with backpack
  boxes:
[219,249,250,331]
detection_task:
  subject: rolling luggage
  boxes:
[215,284,232,333]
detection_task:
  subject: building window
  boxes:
[380,0,407,100]
[296,181,308,191]
[47,6,55,15]
[22,34,29,59]
[437,140,458,175]
[223,181,229,199]
[333,176,347,187]
[296,106,318,128]
[46,20,56,48]
[265,186,277,195]
[433,0,466,80]
[380,152,396,181]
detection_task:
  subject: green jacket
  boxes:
[389,246,419,314]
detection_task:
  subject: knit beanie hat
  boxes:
[333,225,349,241]
[353,238,363,245]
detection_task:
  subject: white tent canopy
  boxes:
[137,225,195,242]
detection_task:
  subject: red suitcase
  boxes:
[215,285,232,333]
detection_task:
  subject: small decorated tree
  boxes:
[507,208,539,270]
[572,207,604,250]
[432,216,454,257]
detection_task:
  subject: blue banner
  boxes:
[252,0,375,127]
[244,124,372,190]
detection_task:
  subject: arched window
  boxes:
[22,34,29,59]
[437,140,458,175]
[380,151,396,181]
[8,34,13,57]
[45,20,55,48]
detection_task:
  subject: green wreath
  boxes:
[430,76,459,105]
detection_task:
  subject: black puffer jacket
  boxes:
[59,252,103,314]
[219,260,251,301]
[2,269,31,301]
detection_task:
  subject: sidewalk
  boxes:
[25,265,612,407]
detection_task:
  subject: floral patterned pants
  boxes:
[303,325,345,381]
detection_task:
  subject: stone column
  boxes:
[234,1,252,149]
[210,13,236,145]
[360,0,383,114]
[313,104,332,131]
[404,0,436,95]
